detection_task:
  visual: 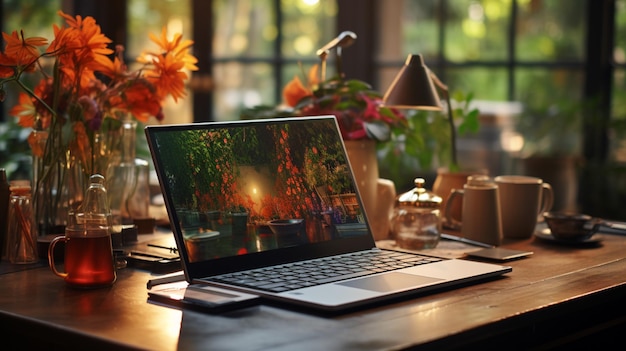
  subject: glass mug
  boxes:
[48,224,116,288]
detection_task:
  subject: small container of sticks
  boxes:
[6,181,37,264]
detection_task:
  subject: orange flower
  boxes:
[1,30,47,72]
[98,46,129,81]
[0,53,15,78]
[27,132,46,158]
[283,75,309,107]
[139,28,198,102]
[145,27,198,71]
[145,52,188,102]
[53,11,113,72]
[9,93,37,128]
[70,121,92,172]
[116,80,163,122]
[282,65,319,107]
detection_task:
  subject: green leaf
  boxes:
[363,121,390,141]
[457,108,480,135]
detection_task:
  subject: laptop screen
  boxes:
[146,116,375,275]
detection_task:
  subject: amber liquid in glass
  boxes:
[64,231,116,288]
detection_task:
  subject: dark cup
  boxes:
[544,212,595,240]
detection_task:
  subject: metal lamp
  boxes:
[316,31,357,81]
[382,54,458,166]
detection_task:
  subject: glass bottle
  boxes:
[107,120,137,226]
[107,120,150,227]
[77,174,111,227]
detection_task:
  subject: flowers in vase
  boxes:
[0,10,197,177]
[0,10,197,232]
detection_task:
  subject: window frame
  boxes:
[0,0,619,162]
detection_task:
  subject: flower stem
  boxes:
[13,78,57,118]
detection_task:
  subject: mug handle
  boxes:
[445,189,464,229]
[48,236,68,278]
[538,183,554,214]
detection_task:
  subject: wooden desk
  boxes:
[1,229,626,350]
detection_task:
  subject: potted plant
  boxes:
[377,90,480,190]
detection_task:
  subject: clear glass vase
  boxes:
[32,130,85,237]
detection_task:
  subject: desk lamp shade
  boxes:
[382,54,443,111]
[382,53,458,167]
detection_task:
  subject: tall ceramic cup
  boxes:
[445,175,502,246]
[495,175,554,239]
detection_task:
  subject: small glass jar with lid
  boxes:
[391,178,442,250]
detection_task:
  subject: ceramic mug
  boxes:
[495,175,554,239]
[445,175,503,246]
[48,224,116,288]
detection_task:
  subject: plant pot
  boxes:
[344,140,378,219]
[344,140,395,240]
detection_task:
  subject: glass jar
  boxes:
[391,178,442,250]
[6,183,38,264]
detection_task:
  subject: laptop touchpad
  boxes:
[336,272,443,292]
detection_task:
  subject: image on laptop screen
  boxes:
[149,117,369,263]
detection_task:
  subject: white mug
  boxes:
[445,176,502,246]
[495,175,554,239]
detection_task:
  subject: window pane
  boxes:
[213,63,275,121]
[514,68,583,156]
[2,0,60,35]
[128,0,193,125]
[446,67,509,101]
[1,0,61,170]
[128,0,192,58]
[2,0,61,118]
[616,0,626,65]
[612,68,626,162]
[214,0,275,57]
[281,0,337,59]
[516,0,586,61]
[281,63,306,93]
[515,68,583,110]
[444,0,511,61]
[377,66,404,96]
[380,0,438,61]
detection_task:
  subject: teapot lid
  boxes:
[396,178,442,208]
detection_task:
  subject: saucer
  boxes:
[534,228,602,246]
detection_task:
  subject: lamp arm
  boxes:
[444,91,458,168]
[336,47,344,79]
[316,31,357,81]
[429,71,458,167]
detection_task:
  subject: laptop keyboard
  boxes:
[208,249,444,293]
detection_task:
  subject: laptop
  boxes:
[145,116,511,312]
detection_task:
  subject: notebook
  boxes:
[145,116,512,312]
